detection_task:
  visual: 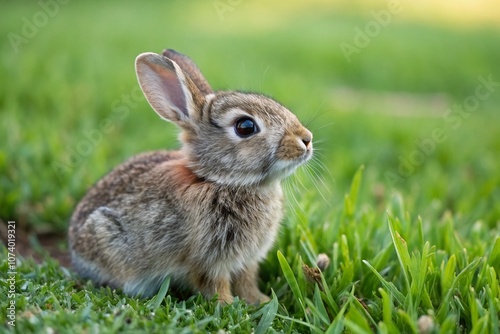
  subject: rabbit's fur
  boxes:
[68,49,313,304]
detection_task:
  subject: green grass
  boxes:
[1,0,499,332]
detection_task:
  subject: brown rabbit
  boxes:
[68,49,313,304]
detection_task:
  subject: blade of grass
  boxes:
[441,254,457,297]
[325,295,350,334]
[275,313,323,333]
[277,250,305,312]
[348,165,364,212]
[379,288,399,333]
[387,213,414,313]
[254,290,279,334]
[300,240,319,267]
[344,304,372,334]
[488,236,500,270]
[147,276,170,310]
[363,260,405,305]
[437,258,482,321]
[320,272,340,314]
[304,284,330,326]
[341,165,364,219]
[487,286,499,334]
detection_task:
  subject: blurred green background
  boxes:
[1,0,499,237]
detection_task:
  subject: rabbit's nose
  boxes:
[302,138,311,149]
[301,131,313,150]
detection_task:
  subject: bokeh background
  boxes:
[1,0,499,247]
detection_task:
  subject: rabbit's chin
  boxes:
[265,157,310,182]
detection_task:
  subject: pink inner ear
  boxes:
[152,63,188,117]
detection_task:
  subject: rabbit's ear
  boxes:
[162,49,213,96]
[135,53,205,125]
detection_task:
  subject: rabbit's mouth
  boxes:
[303,146,314,161]
[267,148,313,181]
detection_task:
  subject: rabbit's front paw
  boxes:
[232,264,269,305]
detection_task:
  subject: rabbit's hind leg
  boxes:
[71,206,130,289]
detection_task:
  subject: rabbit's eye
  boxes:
[235,117,258,137]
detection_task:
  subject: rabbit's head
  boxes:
[136,50,312,186]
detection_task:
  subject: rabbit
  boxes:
[68,49,313,304]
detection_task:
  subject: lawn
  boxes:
[1,0,499,333]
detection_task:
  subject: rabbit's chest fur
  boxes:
[184,182,284,276]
